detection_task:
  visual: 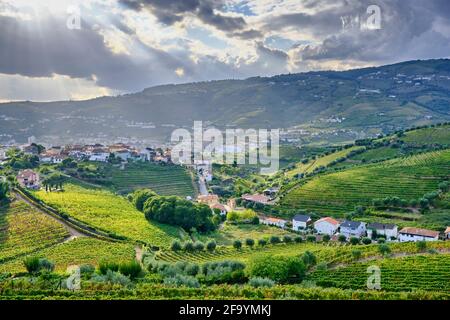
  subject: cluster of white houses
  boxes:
[260,214,448,242]
[17,143,172,164]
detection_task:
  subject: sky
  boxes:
[0,0,449,102]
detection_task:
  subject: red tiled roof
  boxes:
[315,217,340,226]
[444,227,450,234]
[242,194,270,204]
[399,227,439,238]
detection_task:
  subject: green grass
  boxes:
[0,238,135,273]
[33,182,183,247]
[194,223,294,246]
[107,163,196,197]
[309,254,450,292]
[0,199,69,263]
[281,149,450,216]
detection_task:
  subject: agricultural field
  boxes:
[105,163,196,197]
[281,149,450,216]
[193,223,294,246]
[154,240,450,265]
[401,125,450,146]
[0,199,69,263]
[309,254,450,292]
[286,146,364,177]
[33,182,184,247]
[0,238,135,273]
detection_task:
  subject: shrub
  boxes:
[185,263,200,276]
[362,237,372,245]
[270,236,281,244]
[183,241,195,252]
[283,235,292,243]
[248,277,275,288]
[79,264,95,276]
[258,239,267,247]
[416,241,427,252]
[194,242,205,251]
[92,270,131,287]
[233,240,242,250]
[378,244,391,256]
[23,256,40,274]
[247,255,306,284]
[322,234,330,243]
[119,261,142,279]
[294,236,303,243]
[306,235,316,243]
[351,249,362,260]
[38,258,55,272]
[301,251,317,268]
[350,237,360,245]
[245,238,255,247]
[164,274,200,288]
[98,261,120,275]
[338,235,347,243]
[171,240,182,252]
[316,262,328,271]
[206,240,217,252]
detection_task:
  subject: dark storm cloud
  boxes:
[119,0,247,32]
[267,0,450,64]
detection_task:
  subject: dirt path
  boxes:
[14,191,88,239]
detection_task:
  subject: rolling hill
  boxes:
[0,59,450,145]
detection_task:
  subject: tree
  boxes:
[322,234,330,243]
[183,241,195,252]
[338,235,347,243]
[306,235,316,242]
[283,235,292,243]
[171,240,182,252]
[362,237,372,245]
[350,237,360,245]
[247,255,306,283]
[233,240,242,250]
[258,239,267,247]
[378,244,391,256]
[270,236,281,245]
[132,189,157,211]
[0,181,9,201]
[416,241,427,252]
[194,242,205,251]
[301,251,317,268]
[206,240,217,252]
[245,238,255,248]
[438,181,449,193]
[351,249,362,260]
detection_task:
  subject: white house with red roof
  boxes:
[399,227,440,242]
[17,169,40,190]
[260,216,288,228]
[314,217,340,236]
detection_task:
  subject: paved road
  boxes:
[198,175,208,195]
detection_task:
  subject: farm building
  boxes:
[399,227,440,242]
[17,169,40,190]
[367,223,398,240]
[210,203,228,216]
[241,194,271,205]
[292,214,312,231]
[314,217,340,235]
[340,220,367,239]
[197,194,219,206]
[260,217,288,228]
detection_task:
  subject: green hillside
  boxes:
[106,163,196,197]
[32,183,184,247]
[0,199,69,263]
[281,149,450,215]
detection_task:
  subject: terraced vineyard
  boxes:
[401,125,450,146]
[0,238,135,273]
[0,199,69,263]
[107,163,196,197]
[281,149,450,215]
[309,254,450,292]
[155,241,450,265]
[33,183,182,247]
[286,146,364,177]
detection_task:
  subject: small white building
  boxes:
[292,214,312,231]
[260,217,288,229]
[314,217,340,236]
[340,220,366,239]
[367,223,398,240]
[398,227,440,242]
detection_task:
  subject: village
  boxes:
[3,140,450,246]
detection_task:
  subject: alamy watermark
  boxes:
[170,121,280,175]
[367,265,381,290]
[341,5,382,31]
[66,5,81,30]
